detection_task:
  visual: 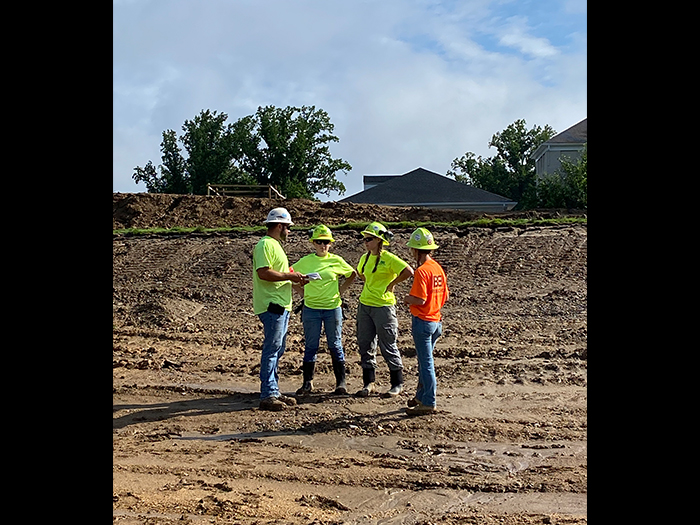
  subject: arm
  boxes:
[403,294,426,306]
[355,255,366,282]
[385,266,414,294]
[257,267,307,285]
[338,270,358,295]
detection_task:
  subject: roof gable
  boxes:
[548,118,587,144]
[340,167,514,205]
[531,118,587,161]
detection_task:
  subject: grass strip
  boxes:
[113,217,586,237]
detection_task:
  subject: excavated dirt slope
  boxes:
[113,193,587,524]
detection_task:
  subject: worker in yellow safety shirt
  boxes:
[291,225,357,396]
[252,207,308,411]
[355,221,414,397]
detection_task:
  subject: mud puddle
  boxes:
[338,489,588,523]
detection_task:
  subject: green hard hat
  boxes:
[361,221,391,245]
[406,227,439,250]
[309,224,334,242]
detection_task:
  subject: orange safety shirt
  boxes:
[408,258,449,322]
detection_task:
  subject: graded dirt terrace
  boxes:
[113,193,587,524]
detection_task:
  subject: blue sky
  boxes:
[113,0,586,200]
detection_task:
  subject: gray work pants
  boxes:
[356,303,403,371]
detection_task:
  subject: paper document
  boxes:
[306,272,321,280]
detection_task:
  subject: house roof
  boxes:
[339,167,515,206]
[363,175,402,186]
[548,118,587,144]
[531,118,587,161]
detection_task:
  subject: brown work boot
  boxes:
[405,400,435,415]
[277,394,297,406]
[259,397,286,411]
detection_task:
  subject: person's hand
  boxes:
[290,272,309,285]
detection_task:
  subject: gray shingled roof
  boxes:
[548,118,587,144]
[531,118,587,163]
[339,167,515,206]
[363,175,402,186]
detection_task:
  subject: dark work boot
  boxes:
[332,359,347,395]
[296,361,315,396]
[356,367,376,397]
[386,369,404,397]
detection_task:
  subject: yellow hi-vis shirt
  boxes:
[252,236,292,315]
[357,250,409,307]
[291,253,354,310]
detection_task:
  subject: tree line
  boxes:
[447,119,586,210]
[133,108,586,209]
[133,106,350,199]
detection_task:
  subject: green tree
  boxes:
[564,143,587,208]
[231,105,351,199]
[536,144,587,209]
[132,128,191,194]
[181,110,238,195]
[159,129,189,194]
[132,106,351,198]
[132,110,248,195]
[132,160,162,193]
[447,119,555,209]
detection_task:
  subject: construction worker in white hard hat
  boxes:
[355,221,414,398]
[403,227,449,415]
[252,207,309,411]
[290,224,357,396]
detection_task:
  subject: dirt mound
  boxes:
[113,192,578,230]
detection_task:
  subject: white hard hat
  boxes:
[265,207,294,225]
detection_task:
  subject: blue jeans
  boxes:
[411,316,442,408]
[258,309,290,400]
[302,306,344,362]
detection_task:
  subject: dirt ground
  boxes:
[113,193,587,524]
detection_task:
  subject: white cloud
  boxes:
[497,21,560,58]
[113,0,586,199]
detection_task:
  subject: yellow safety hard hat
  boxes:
[361,221,392,245]
[309,224,335,242]
[406,227,439,250]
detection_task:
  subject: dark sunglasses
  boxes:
[363,236,377,243]
[313,239,331,245]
